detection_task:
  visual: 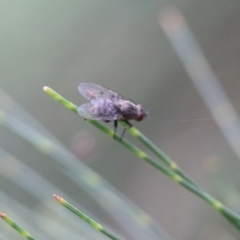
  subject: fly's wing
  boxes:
[78,102,119,121]
[77,103,103,120]
[78,82,123,101]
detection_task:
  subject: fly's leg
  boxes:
[113,120,118,138]
[104,120,115,138]
[120,120,132,139]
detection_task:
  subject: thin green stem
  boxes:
[0,212,35,240]
[54,195,122,240]
[127,126,198,186]
[44,86,240,230]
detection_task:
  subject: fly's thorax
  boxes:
[114,100,146,121]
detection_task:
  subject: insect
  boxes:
[78,82,147,138]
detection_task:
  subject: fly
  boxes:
[78,82,148,138]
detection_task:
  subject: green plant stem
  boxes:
[54,195,122,240]
[127,124,198,186]
[0,212,35,240]
[44,86,240,230]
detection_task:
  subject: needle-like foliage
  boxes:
[44,86,240,231]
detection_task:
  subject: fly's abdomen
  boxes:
[92,99,117,120]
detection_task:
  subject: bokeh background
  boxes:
[1,1,240,239]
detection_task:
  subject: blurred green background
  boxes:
[1,1,240,239]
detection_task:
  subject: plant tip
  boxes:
[53,194,60,200]
[43,86,49,92]
[0,212,5,217]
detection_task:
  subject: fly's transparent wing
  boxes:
[78,102,119,121]
[77,103,103,120]
[78,82,122,101]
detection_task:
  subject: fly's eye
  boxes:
[136,105,147,121]
[137,112,144,121]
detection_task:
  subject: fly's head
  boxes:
[136,104,148,121]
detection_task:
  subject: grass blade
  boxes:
[128,126,198,186]
[44,86,240,231]
[0,212,35,240]
[54,195,122,240]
